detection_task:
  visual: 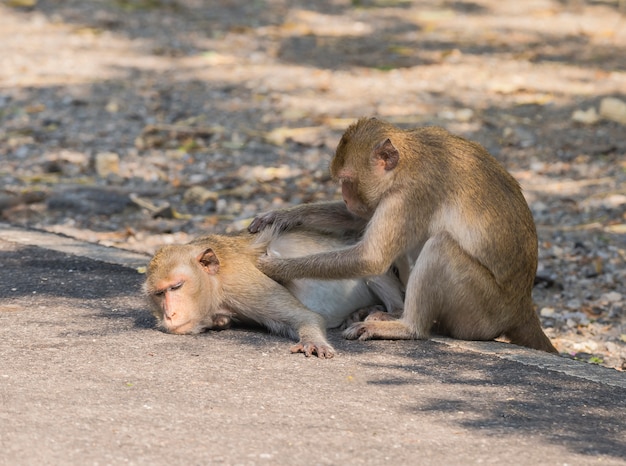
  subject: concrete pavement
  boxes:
[0,222,624,465]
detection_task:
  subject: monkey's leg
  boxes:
[344,231,512,342]
[411,234,556,352]
[248,276,336,358]
[272,305,336,358]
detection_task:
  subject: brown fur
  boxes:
[249,117,557,353]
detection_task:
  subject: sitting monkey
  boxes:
[250,118,558,353]
[144,227,404,358]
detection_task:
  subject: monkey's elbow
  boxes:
[360,255,392,277]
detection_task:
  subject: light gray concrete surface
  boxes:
[0,223,624,465]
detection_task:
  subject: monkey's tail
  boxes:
[505,313,558,354]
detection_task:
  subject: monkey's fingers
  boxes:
[290,342,335,359]
[256,256,286,282]
[248,212,276,233]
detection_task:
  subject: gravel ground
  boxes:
[1,0,625,370]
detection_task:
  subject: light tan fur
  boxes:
[144,227,404,358]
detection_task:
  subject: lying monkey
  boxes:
[144,228,404,358]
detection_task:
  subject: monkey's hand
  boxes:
[290,341,335,359]
[257,255,290,283]
[248,211,274,233]
[248,209,301,234]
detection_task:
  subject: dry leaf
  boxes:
[5,0,37,7]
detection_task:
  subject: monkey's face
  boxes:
[331,120,400,219]
[144,246,227,335]
[332,151,374,218]
[340,178,372,219]
[334,160,392,219]
[145,266,206,334]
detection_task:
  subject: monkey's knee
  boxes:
[401,233,500,339]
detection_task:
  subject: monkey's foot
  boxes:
[339,305,386,330]
[339,306,401,329]
[342,321,415,341]
[290,341,335,359]
[365,309,402,322]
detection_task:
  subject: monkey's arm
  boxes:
[227,270,335,358]
[249,201,367,235]
[258,244,384,282]
[257,198,409,282]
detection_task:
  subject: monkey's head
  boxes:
[144,244,230,335]
[330,118,400,219]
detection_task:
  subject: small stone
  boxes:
[600,195,626,208]
[572,107,600,124]
[599,97,626,125]
[183,186,219,205]
[237,164,302,182]
[605,342,625,356]
[540,307,555,317]
[95,152,120,178]
[455,108,474,122]
[573,340,598,352]
[566,299,582,309]
[601,292,623,303]
[216,198,228,214]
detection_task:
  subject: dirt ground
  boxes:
[1,0,625,370]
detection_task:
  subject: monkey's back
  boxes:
[267,229,381,327]
[408,127,538,293]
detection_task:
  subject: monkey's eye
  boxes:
[169,282,184,292]
[152,281,184,297]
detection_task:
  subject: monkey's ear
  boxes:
[198,248,220,274]
[373,138,399,171]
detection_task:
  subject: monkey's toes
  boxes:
[290,342,335,359]
[339,305,385,329]
[342,323,370,340]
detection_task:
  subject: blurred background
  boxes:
[1,0,625,369]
